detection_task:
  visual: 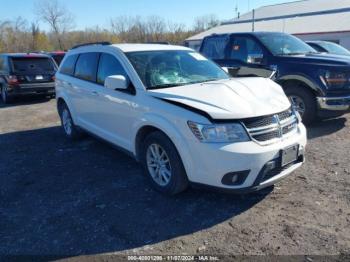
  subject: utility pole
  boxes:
[252,9,255,32]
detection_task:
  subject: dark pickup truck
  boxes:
[0,53,57,103]
[200,32,350,124]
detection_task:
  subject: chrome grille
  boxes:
[241,108,298,145]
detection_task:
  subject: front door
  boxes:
[223,36,274,78]
[92,53,137,151]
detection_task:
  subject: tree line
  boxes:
[0,0,221,53]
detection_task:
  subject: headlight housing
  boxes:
[320,70,348,89]
[188,121,250,143]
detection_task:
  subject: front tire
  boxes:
[141,131,189,195]
[58,102,82,140]
[284,85,317,125]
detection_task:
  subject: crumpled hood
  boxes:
[149,78,290,120]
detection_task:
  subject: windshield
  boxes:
[257,33,317,56]
[126,50,229,89]
[317,42,350,56]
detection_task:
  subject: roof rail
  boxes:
[71,42,111,50]
[145,41,170,45]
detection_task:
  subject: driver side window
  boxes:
[228,37,264,64]
[97,53,127,85]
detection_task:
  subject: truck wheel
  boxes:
[58,102,82,140]
[284,85,317,125]
[1,85,13,104]
[141,131,189,195]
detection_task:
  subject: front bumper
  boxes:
[7,82,55,96]
[184,123,307,192]
[317,95,350,111]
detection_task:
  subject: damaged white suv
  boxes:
[55,42,307,195]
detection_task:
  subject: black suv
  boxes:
[0,53,57,103]
[200,32,350,124]
[46,51,66,66]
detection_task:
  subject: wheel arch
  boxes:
[132,117,194,180]
[277,74,322,96]
[55,95,78,123]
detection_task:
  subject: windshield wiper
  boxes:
[277,52,307,56]
[148,83,187,90]
[148,79,222,90]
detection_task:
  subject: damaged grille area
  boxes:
[241,108,298,145]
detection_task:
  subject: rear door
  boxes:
[69,52,101,132]
[200,34,230,67]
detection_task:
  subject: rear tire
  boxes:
[284,84,317,125]
[140,131,189,195]
[58,102,82,140]
[1,85,13,104]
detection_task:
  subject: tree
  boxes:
[193,14,220,33]
[35,0,75,50]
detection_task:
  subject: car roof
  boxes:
[1,53,51,58]
[112,43,192,52]
[204,31,288,38]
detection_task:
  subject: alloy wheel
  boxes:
[146,143,172,187]
[62,109,73,136]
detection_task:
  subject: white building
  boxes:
[185,0,350,50]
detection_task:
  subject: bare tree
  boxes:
[31,22,40,50]
[193,14,220,33]
[35,0,75,50]
[145,16,166,42]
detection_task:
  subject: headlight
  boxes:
[187,121,250,143]
[320,71,348,89]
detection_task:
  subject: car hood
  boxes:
[278,53,350,67]
[149,78,290,120]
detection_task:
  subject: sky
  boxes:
[0,0,297,30]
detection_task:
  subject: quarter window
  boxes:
[97,53,127,85]
[74,53,99,82]
[59,54,78,76]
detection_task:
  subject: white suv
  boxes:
[55,42,307,195]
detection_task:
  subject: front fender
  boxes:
[277,74,324,96]
[131,113,194,179]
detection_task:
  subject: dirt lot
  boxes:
[0,97,349,260]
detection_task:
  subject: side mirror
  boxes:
[105,75,129,90]
[247,54,264,64]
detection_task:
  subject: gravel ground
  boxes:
[0,97,349,261]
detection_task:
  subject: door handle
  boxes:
[91,91,99,96]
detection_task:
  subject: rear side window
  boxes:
[74,53,99,82]
[201,35,230,59]
[60,54,78,76]
[10,57,55,73]
[97,53,127,85]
